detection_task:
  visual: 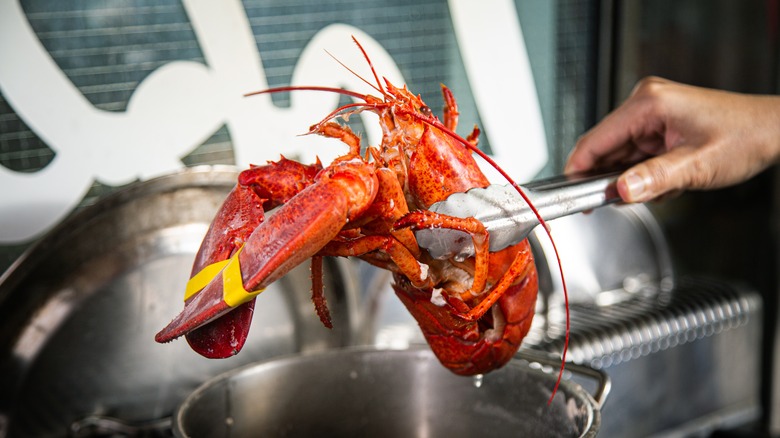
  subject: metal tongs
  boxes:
[415,169,623,260]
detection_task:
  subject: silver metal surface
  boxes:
[173,347,607,438]
[531,277,763,437]
[530,203,674,306]
[361,200,762,436]
[416,170,621,260]
[0,166,357,438]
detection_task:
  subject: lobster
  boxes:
[156,37,568,385]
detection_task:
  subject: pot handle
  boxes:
[518,349,611,408]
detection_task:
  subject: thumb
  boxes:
[617,148,698,203]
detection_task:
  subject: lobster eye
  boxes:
[419,105,432,117]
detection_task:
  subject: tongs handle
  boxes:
[520,169,622,227]
[415,169,623,260]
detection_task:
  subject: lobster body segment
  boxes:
[407,125,490,209]
[393,240,538,375]
[157,38,545,377]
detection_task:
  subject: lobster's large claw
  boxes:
[186,302,256,358]
[156,159,378,357]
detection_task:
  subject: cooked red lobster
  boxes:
[156,37,567,380]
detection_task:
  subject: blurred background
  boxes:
[0,0,778,437]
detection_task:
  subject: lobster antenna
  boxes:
[325,49,384,96]
[245,86,367,100]
[401,109,570,406]
[351,36,386,95]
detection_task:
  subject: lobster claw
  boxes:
[156,159,378,358]
[185,302,257,358]
[155,243,262,358]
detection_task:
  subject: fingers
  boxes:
[566,76,702,203]
[565,78,670,174]
[565,76,780,203]
[616,146,700,202]
[565,118,638,174]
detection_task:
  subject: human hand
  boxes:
[565,77,780,202]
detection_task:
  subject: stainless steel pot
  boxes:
[0,166,357,437]
[173,347,609,438]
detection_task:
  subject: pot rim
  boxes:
[174,345,609,438]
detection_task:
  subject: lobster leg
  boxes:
[392,243,538,375]
[396,210,537,322]
[317,165,432,287]
[464,244,536,320]
[349,167,420,256]
[156,159,378,357]
[310,255,332,328]
[395,210,489,301]
[441,84,479,147]
[321,235,433,289]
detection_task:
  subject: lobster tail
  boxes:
[392,240,538,375]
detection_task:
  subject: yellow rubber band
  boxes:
[221,246,265,307]
[184,259,229,301]
[183,244,265,306]
[184,246,265,307]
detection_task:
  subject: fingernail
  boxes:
[624,172,647,200]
